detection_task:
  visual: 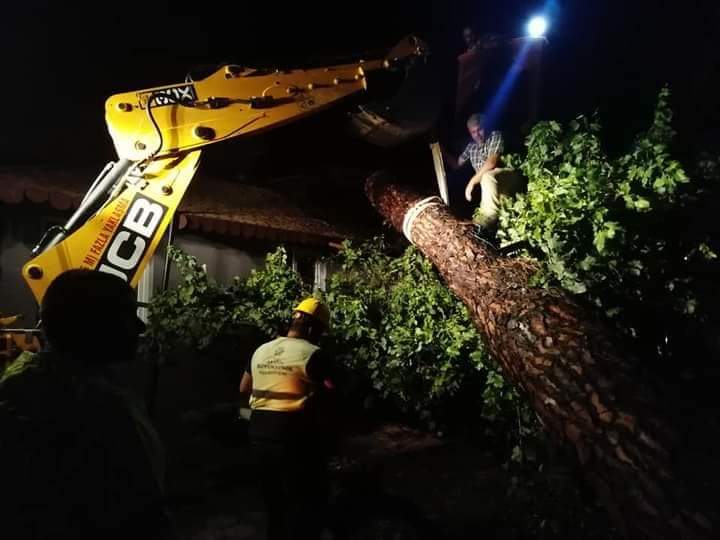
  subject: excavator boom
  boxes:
[107,36,426,161]
[108,62,372,162]
[20,36,428,305]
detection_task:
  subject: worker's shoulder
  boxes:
[286,337,321,355]
[253,336,320,358]
[253,336,284,354]
[251,337,291,359]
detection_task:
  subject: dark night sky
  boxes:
[1,1,718,171]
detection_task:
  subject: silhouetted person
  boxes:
[0,269,175,539]
[462,25,480,53]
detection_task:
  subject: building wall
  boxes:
[0,214,36,324]
[158,233,268,291]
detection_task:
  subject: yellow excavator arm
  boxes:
[21,36,427,305]
[108,61,374,162]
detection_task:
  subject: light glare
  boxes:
[527,16,548,38]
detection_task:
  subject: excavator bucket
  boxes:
[0,315,21,327]
[350,35,545,147]
[348,35,448,147]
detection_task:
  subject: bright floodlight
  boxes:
[527,16,548,38]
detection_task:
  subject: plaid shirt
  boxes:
[458,131,504,172]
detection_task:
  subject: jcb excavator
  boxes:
[0,36,428,363]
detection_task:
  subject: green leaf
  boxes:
[698,243,718,260]
[634,197,651,210]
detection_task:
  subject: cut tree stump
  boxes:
[365,172,716,539]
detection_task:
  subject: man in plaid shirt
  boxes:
[444,113,523,229]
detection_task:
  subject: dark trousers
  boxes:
[251,438,329,540]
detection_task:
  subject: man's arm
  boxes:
[465,152,500,201]
[441,145,462,171]
[239,371,252,395]
[465,131,504,201]
[239,354,253,395]
[306,350,336,390]
[445,141,475,172]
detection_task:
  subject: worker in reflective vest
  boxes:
[239,297,335,540]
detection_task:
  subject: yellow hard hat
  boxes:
[293,297,330,327]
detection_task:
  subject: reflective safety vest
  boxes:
[249,337,319,413]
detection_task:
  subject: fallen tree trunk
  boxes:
[365,173,715,539]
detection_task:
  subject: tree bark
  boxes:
[365,173,715,539]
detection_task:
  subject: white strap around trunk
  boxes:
[402,196,444,244]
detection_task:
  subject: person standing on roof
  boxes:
[239,297,336,540]
[443,113,524,231]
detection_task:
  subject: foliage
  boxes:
[494,88,719,357]
[146,246,307,357]
[145,248,230,355]
[0,352,38,384]
[235,248,308,337]
[323,238,517,422]
[146,240,520,426]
